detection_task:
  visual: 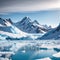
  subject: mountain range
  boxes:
[14,16,51,33]
[1,17,60,40]
[37,24,60,40]
[0,17,51,33]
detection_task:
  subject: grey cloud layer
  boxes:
[0,0,60,12]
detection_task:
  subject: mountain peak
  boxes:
[6,18,13,24]
[24,16,29,19]
[20,16,32,24]
[0,18,13,26]
[56,23,60,31]
[0,18,6,26]
[33,20,39,25]
[22,16,31,21]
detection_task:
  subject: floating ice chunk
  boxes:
[0,57,10,60]
[0,51,15,55]
[21,50,26,53]
[36,57,51,60]
[53,52,60,58]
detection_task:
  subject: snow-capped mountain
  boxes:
[0,24,30,40]
[37,24,60,40]
[0,17,51,34]
[42,25,52,30]
[0,18,13,33]
[0,17,52,40]
[0,18,6,26]
[0,18,13,26]
[15,16,51,33]
[0,18,27,34]
[32,20,40,25]
[0,18,33,40]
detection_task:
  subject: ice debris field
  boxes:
[0,40,60,60]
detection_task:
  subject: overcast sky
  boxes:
[0,0,60,28]
[0,0,60,13]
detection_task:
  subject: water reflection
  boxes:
[0,40,60,60]
[11,46,58,60]
[53,48,60,52]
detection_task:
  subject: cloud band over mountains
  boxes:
[0,0,60,13]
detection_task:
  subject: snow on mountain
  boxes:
[42,25,52,30]
[0,18,13,33]
[0,17,52,40]
[32,20,40,25]
[0,31,26,38]
[0,25,43,40]
[0,18,24,34]
[0,18,6,26]
[0,17,51,34]
[0,27,30,40]
[37,24,60,40]
[0,20,33,40]
[15,16,51,33]
[0,18,13,26]
[0,24,4,27]
[6,18,13,24]
[0,26,12,33]
[0,18,29,40]
[0,30,34,40]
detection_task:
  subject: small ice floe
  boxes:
[0,51,15,58]
[0,51,15,55]
[53,52,60,58]
[0,57,10,60]
[35,57,51,60]
[21,50,26,53]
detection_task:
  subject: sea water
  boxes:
[0,40,60,60]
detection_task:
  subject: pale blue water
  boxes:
[11,40,60,60]
[0,40,60,60]
[11,49,57,60]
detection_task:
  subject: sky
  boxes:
[0,0,60,28]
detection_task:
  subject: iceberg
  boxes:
[53,52,60,58]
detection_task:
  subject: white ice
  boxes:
[35,57,51,60]
[53,52,60,58]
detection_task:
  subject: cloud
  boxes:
[0,0,60,13]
